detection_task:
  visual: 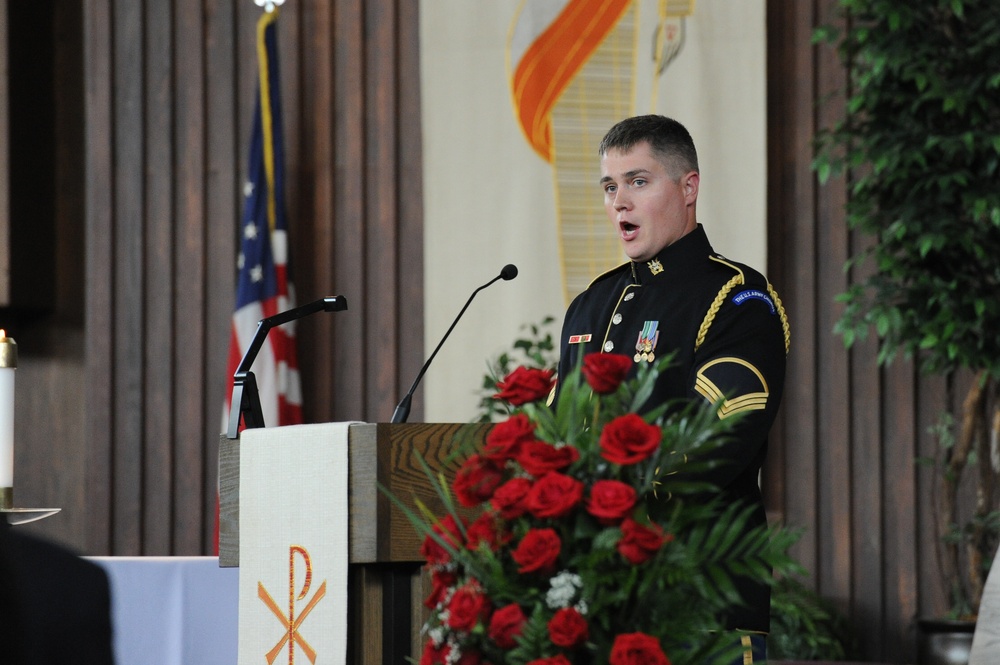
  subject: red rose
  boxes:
[421,642,482,665]
[586,480,637,525]
[490,477,532,519]
[548,607,589,648]
[424,568,457,609]
[527,656,572,665]
[618,517,670,565]
[446,583,491,632]
[582,352,633,394]
[466,511,511,552]
[483,413,537,464]
[454,649,482,665]
[599,414,662,465]
[420,639,448,665]
[488,603,527,649]
[609,632,671,665]
[517,441,580,476]
[453,454,505,507]
[512,528,561,574]
[421,514,465,566]
[494,366,555,406]
[525,472,584,519]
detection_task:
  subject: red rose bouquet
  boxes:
[396,353,800,665]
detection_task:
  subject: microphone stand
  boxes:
[391,265,517,424]
[226,296,348,439]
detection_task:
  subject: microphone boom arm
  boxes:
[227,296,348,439]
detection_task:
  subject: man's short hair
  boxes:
[598,115,699,179]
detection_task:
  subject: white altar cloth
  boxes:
[89,556,238,665]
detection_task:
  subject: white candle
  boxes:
[0,330,16,490]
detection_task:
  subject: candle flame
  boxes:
[0,330,5,340]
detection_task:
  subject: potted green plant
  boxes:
[768,576,858,661]
[814,0,1000,659]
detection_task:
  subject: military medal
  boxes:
[647,258,664,275]
[634,320,660,363]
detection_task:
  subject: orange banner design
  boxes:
[258,545,327,664]
[511,0,633,162]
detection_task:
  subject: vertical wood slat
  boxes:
[332,0,367,422]
[397,0,424,420]
[764,0,819,576]
[172,0,208,555]
[112,0,145,555]
[813,0,852,611]
[142,0,174,555]
[83,0,114,555]
[365,0,399,423]
[202,0,239,551]
[882,362,919,661]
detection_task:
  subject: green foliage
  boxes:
[475,316,559,423]
[814,0,1000,379]
[768,577,858,660]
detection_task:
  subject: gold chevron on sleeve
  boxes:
[694,357,770,420]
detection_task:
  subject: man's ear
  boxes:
[683,171,700,204]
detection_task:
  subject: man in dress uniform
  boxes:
[555,115,789,663]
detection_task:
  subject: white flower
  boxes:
[546,570,583,609]
[427,626,446,646]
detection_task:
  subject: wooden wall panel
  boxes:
[25,0,423,558]
[765,1,953,661]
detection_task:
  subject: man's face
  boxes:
[600,142,699,262]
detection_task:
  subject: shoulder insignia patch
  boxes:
[731,289,776,314]
[694,357,769,419]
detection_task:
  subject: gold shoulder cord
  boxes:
[767,283,791,354]
[693,277,791,355]
[694,274,742,352]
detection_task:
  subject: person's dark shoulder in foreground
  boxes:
[0,522,115,664]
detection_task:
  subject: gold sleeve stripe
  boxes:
[694,378,725,402]
[694,384,769,419]
[694,357,770,420]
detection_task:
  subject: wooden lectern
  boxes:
[218,422,489,664]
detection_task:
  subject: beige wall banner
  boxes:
[421,0,766,422]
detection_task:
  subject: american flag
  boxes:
[223,10,302,437]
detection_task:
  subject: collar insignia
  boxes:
[647,258,664,275]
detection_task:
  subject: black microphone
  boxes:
[227,296,348,439]
[390,264,518,424]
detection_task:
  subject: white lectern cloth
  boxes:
[239,422,355,665]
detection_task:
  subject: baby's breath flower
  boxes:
[445,642,462,665]
[428,626,446,646]
[546,570,583,609]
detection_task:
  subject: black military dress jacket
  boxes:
[556,224,789,633]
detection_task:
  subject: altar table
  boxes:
[89,556,238,665]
